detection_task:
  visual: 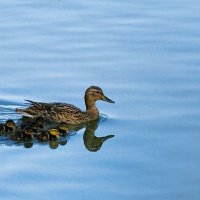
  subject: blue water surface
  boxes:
[0,0,200,200]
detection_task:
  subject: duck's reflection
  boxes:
[0,118,115,152]
[83,120,114,152]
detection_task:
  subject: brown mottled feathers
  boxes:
[19,100,89,124]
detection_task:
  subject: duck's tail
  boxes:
[15,108,34,118]
[16,108,23,113]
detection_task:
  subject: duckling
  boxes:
[58,122,69,136]
[29,122,40,132]
[0,123,5,134]
[35,130,49,142]
[10,127,33,142]
[48,128,59,141]
[10,131,23,141]
[19,116,44,131]
[16,86,115,124]
[5,119,16,133]
[35,116,44,128]
[23,127,34,141]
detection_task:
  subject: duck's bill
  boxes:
[102,95,115,103]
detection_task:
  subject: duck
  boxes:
[16,86,115,124]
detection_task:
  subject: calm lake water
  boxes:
[0,0,200,199]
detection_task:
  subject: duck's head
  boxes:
[85,86,115,105]
[49,128,59,138]
[5,120,16,129]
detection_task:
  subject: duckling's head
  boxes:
[30,122,40,132]
[85,86,115,108]
[58,122,69,134]
[35,117,44,127]
[24,128,33,136]
[49,128,59,138]
[5,120,16,129]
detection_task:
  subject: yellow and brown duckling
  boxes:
[48,128,60,141]
[16,86,115,124]
[58,122,69,136]
[23,127,34,141]
[5,119,16,133]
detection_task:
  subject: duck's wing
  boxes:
[50,103,83,114]
[50,103,87,123]
[17,100,86,123]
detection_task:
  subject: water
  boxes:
[0,0,200,199]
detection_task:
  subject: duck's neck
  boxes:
[85,97,99,119]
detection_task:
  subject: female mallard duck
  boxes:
[16,86,115,124]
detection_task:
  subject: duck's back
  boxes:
[17,100,89,124]
[50,103,87,123]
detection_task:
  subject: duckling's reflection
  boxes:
[24,141,33,148]
[49,141,59,149]
[83,120,114,152]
